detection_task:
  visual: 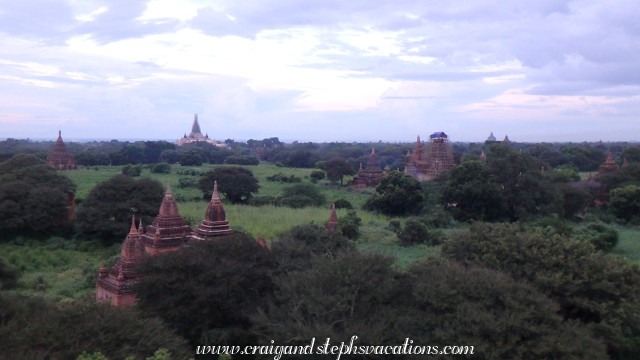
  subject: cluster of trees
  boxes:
[124,223,624,359]
[0,154,76,238]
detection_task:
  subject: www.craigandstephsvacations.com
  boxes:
[196,336,475,359]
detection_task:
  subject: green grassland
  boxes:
[3,163,640,303]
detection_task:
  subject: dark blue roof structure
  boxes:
[429,132,448,139]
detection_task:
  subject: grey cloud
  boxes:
[0,0,75,44]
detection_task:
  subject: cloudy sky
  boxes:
[1,0,638,143]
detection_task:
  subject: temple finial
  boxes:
[129,215,137,234]
[211,181,220,203]
[166,183,172,195]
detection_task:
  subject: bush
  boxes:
[279,184,325,208]
[364,171,423,216]
[151,163,171,174]
[310,170,326,181]
[177,177,196,189]
[0,257,20,290]
[266,173,302,183]
[338,210,361,239]
[333,198,353,209]
[223,154,259,165]
[274,161,284,167]
[199,167,259,204]
[573,223,619,252]
[121,164,142,177]
[396,218,445,246]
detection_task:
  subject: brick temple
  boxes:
[350,148,386,188]
[96,216,146,306]
[96,181,237,306]
[47,131,76,170]
[405,132,455,181]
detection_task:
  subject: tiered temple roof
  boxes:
[175,114,226,147]
[405,132,455,181]
[595,152,619,178]
[96,216,145,306]
[140,184,193,255]
[47,131,76,170]
[350,148,386,188]
[192,181,234,240]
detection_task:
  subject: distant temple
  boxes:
[485,131,511,144]
[175,114,226,147]
[47,131,76,170]
[594,152,619,178]
[350,148,386,188]
[405,132,455,181]
[96,181,240,306]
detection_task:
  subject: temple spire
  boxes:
[325,204,338,231]
[129,215,137,234]
[211,181,221,203]
[158,183,179,217]
[191,114,201,134]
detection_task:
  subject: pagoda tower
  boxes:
[405,132,455,181]
[350,148,386,188]
[192,181,233,240]
[96,216,145,306]
[405,136,425,180]
[140,184,193,255]
[595,152,619,178]
[325,204,339,231]
[47,130,76,170]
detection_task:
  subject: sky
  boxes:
[0,0,639,143]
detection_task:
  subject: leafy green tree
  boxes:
[573,222,619,252]
[610,184,640,222]
[338,210,361,239]
[486,143,559,220]
[442,222,640,358]
[224,154,259,165]
[621,146,640,163]
[121,164,142,176]
[180,150,203,166]
[560,145,606,171]
[278,183,325,208]
[310,169,326,181]
[0,293,190,360]
[395,217,446,246]
[363,171,423,216]
[441,160,508,221]
[199,167,259,204]
[134,233,275,347]
[76,175,164,243]
[324,158,355,185]
[0,154,76,237]
[253,251,607,359]
[151,162,171,174]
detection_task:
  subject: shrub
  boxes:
[177,177,196,189]
[248,196,278,207]
[338,210,361,239]
[396,218,445,246]
[333,198,353,209]
[279,184,325,208]
[310,170,326,181]
[573,223,619,252]
[364,171,423,216]
[266,173,302,183]
[223,154,259,165]
[151,163,171,174]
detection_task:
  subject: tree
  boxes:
[76,175,164,243]
[442,222,640,357]
[0,293,190,360]
[324,158,355,185]
[610,184,640,222]
[199,167,259,204]
[253,251,607,359]
[441,159,508,221]
[134,233,275,347]
[278,183,325,208]
[363,171,423,216]
[0,154,76,237]
[179,150,202,166]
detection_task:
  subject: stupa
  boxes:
[350,148,386,188]
[325,204,339,231]
[139,184,193,255]
[175,114,226,147]
[96,216,146,306]
[192,181,234,240]
[405,132,455,181]
[47,131,76,170]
